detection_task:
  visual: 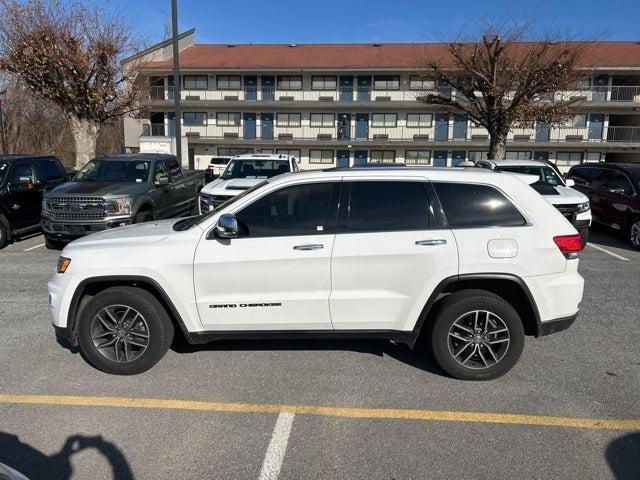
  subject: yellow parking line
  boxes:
[0,393,638,431]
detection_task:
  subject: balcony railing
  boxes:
[142,123,640,144]
[147,85,640,103]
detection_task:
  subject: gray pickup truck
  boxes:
[41,153,204,249]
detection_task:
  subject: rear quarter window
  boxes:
[433,182,526,228]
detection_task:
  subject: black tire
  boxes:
[45,237,67,250]
[430,289,525,381]
[0,214,8,250]
[134,210,154,224]
[628,218,640,250]
[76,286,174,375]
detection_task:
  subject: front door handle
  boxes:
[293,244,324,251]
[415,239,447,246]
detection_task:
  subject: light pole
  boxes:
[0,89,6,156]
[171,0,182,166]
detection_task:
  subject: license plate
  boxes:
[68,226,85,235]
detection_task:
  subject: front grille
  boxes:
[554,204,579,223]
[47,196,106,221]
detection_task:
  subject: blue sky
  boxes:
[99,0,640,45]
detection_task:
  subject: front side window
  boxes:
[311,76,337,90]
[277,76,302,90]
[236,182,337,237]
[606,172,635,196]
[183,75,208,90]
[370,150,395,163]
[10,163,38,184]
[74,160,150,183]
[568,166,594,186]
[216,112,241,126]
[0,162,8,184]
[276,113,301,127]
[216,75,241,90]
[371,113,397,127]
[347,181,431,232]
[497,165,563,187]
[166,159,183,180]
[36,157,65,181]
[309,150,334,164]
[183,112,207,125]
[221,159,290,179]
[405,150,431,165]
[373,75,400,90]
[433,182,527,228]
[406,113,433,127]
[310,113,335,127]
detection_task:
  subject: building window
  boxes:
[310,113,335,127]
[370,150,396,163]
[556,151,583,166]
[183,75,208,90]
[216,75,242,90]
[566,114,587,128]
[218,147,253,156]
[183,112,207,125]
[309,150,334,164]
[585,152,602,162]
[409,76,435,90]
[311,76,337,90]
[371,113,397,127]
[276,149,302,158]
[505,151,532,160]
[277,76,302,90]
[216,112,241,126]
[276,113,302,127]
[405,150,431,165]
[406,113,433,127]
[373,75,400,90]
[468,151,488,162]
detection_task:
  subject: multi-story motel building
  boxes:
[124,30,640,171]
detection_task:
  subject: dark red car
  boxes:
[567,163,640,249]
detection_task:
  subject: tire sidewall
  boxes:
[431,291,525,381]
[0,215,9,249]
[629,219,640,250]
[77,288,173,375]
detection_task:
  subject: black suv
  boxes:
[567,162,640,249]
[0,155,68,249]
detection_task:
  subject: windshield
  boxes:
[0,162,7,184]
[74,160,150,182]
[497,165,564,187]
[173,181,268,231]
[220,159,289,180]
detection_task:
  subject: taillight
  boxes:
[553,234,584,259]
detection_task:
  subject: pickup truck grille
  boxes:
[47,196,106,221]
[554,204,579,223]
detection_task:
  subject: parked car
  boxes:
[0,154,68,249]
[203,155,233,183]
[199,154,299,213]
[41,153,205,249]
[49,167,584,380]
[475,159,592,243]
[567,162,640,249]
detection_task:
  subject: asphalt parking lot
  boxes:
[0,229,639,480]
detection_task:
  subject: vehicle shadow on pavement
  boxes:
[171,336,446,377]
[606,432,640,480]
[588,228,637,254]
[0,432,134,480]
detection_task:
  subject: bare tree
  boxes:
[0,0,145,168]
[418,25,593,159]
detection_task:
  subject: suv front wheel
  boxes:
[629,218,640,250]
[430,289,525,381]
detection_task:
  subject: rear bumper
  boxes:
[538,313,578,336]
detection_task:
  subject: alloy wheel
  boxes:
[90,305,150,363]
[447,310,510,370]
[630,221,640,248]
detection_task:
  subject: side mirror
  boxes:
[212,213,238,239]
[155,175,170,186]
[565,179,576,187]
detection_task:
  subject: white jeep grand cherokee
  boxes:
[49,167,584,380]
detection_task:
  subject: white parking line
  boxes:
[587,243,629,261]
[23,243,45,252]
[258,412,295,480]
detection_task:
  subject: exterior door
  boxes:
[339,76,354,102]
[6,162,42,229]
[244,75,257,101]
[243,113,256,139]
[588,114,605,140]
[452,151,466,166]
[355,113,368,139]
[194,180,340,330]
[261,76,275,101]
[452,115,467,140]
[330,180,458,330]
[357,76,371,101]
[338,114,352,140]
[535,121,550,141]
[354,150,368,165]
[261,113,274,139]
[336,150,350,168]
[435,114,449,141]
[592,75,608,101]
[433,150,448,167]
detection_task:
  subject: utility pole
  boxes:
[0,89,7,156]
[171,0,182,165]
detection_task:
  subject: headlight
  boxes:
[577,202,590,213]
[57,256,71,274]
[105,197,132,215]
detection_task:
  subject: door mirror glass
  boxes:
[155,175,170,186]
[565,179,575,187]
[213,213,238,238]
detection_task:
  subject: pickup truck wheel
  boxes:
[76,286,174,375]
[629,219,640,250]
[430,289,525,381]
[135,210,154,224]
[0,215,8,249]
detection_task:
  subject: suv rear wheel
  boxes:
[629,218,640,250]
[430,289,525,381]
[77,286,174,375]
[0,214,8,250]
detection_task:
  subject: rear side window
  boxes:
[433,182,526,228]
[347,181,431,232]
[166,158,183,180]
[36,157,65,181]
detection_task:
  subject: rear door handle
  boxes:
[415,239,447,246]
[293,244,324,251]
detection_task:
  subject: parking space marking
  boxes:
[587,243,629,261]
[258,412,295,480]
[0,393,639,432]
[23,243,45,252]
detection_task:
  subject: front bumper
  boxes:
[42,216,133,240]
[53,324,79,349]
